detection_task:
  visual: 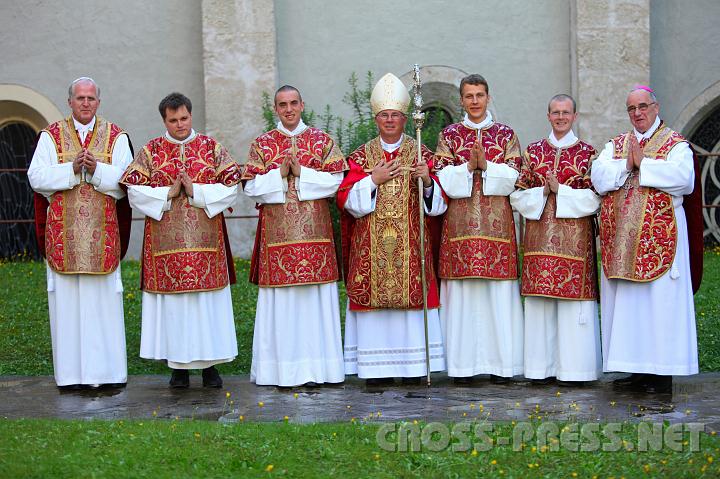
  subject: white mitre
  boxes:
[370,73,410,115]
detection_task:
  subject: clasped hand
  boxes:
[168,171,194,199]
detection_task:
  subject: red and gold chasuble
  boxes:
[435,122,521,280]
[338,136,440,311]
[43,116,126,274]
[243,127,346,287]
[121,134,240,293]
[599,124,686,282]
[516,139,598,300]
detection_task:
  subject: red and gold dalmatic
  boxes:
[43,116,126,274]
[435,122,521,280]
[516,139,598,300]
[121,134,240,293]
[243,127,346,287]
[599,124,686,282]
[338,136,440,311]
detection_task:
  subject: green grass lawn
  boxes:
[1,419,719,478]
[1,251,718,376]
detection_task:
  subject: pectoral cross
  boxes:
[622,171,636,199]
[385,178,402,195]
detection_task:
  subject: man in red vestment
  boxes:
[337,73,447,387]
[510,94,601,386]
[434,74,524,385]
[121,93,240,389]
[243,85,347,387]
[28,77,132,390]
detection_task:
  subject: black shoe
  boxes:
[57,384,83,391]
[401,377,422,386]
[453,376,473,385]
[366,377,394,387]
[169,369,190,388]
[202,366,223,388]
[490,375,510,384]
[644,375,672,394]
[101,383,127,389]
[302,381,319,388]
[613,373,646,388]
[531,377,556,385]
[556,380,585,388]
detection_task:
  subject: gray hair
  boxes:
[548,94,577,113]
[68,77,100,99]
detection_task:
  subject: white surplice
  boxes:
[27,116,131,386]
[509,130,602,381]
[343,135,447,378]
[126,130,239,370]
[436,115,524,378]
[245,126,346,386]
[591,117,698,376]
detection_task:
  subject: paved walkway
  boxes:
[1,374,718,431]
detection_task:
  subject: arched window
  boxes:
[689,104,720,245]
[0,121,39,258]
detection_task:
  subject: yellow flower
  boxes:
[347,405,351,409]
[350,417,356,423]
[413,420,418,425]
[515,402,520,408]
[531,446,537,453]
[194,432,200,439]
[643,464,650,473]
[688,459,694,464]
[239,415,245,421]
[471,449,478,457]
[610,401,616,407]
[293,393,299,399]
[152,411,157,417]
[373,454,380,461]
[265,464,274,472]
[490,459,497,465]
[226,392,231,398]
[258,401,265,407]
[463,412,467,417]
[708,456,714,463]
[572,473,578,477]
[284,416,289,421]
[556,391,562,396]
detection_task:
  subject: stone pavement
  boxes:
[1,374,718,431]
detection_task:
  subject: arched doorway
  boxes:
[0,122,39,258]
[688,104,720,245]
[0,84,63,258]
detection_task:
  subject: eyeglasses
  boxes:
[626,102,656,114]
[376,112,405,120]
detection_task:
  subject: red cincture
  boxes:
[244,128,346,287]
[435,122,522,280]
[599,126,685,282]
[518,139,598,300]
[44,117,125,274]
[122,134,240,293]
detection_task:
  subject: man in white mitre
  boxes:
[337,73,447,387]
[243,85,347,388]
[510,94,601,386]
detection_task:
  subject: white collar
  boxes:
[165,129,197,145]
[549,129,578,148]
[277,119,308,137]
[380,134,404,153]
[462,111,493,130]
[634,116,661,142]
[73,116,95,132]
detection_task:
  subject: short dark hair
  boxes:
[459,74,489,96]
[274,85,302,104]
[158,92,192,119]
[548,94,577,113]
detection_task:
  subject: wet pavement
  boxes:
[1,374,718,431]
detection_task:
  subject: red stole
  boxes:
[338,136,440,311]
[599,124,685,282]
[517,139,598,300]
[435,122,521,280]
[40,116,127,274]
[243,128,346,287]
[121,134,240,293]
